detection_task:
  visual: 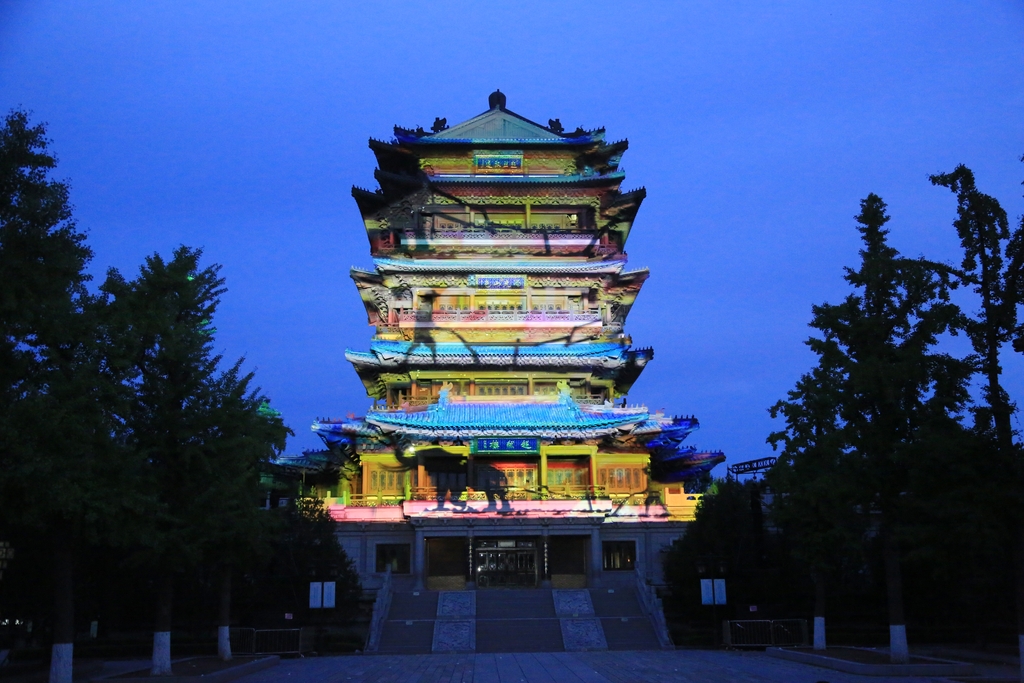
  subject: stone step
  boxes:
[375,586,663,653]
[388,591,439,620]
[377,619,434,654]
[589,588,645,617]
[476,589,556,619]
[476,618,565,653]
[601,616,661,650]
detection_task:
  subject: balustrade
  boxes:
[396,309,602,324]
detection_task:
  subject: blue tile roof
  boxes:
[346,341,644,369]
[363,397,648,439]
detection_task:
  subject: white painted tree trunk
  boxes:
[889,624,909,664]
[151,631,172,675]
[218,626,232,661]
[48,642,73,683]
[1018,634,1023,682]
[813,616,826,651]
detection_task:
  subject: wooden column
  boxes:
[539,446,548,495]
[417,451,426,497]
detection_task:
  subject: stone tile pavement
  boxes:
[234,649,977,683]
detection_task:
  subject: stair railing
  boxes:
[635,570,674,650]
[364,566,392,653]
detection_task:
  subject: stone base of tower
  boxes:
[331,500,691,593]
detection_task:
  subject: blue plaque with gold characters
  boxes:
[473,437,539,454]
[474,153,523,174]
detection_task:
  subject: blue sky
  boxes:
[2,1,1023,467]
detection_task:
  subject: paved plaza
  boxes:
[234,649,991,683]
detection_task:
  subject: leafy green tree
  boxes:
[768,341,865,650]
[929,165,1024,675]
[237,496,359,628]
[0,111,136,683]
[105,247,292,671]
[203,365,290,660]
[104,247,228,675]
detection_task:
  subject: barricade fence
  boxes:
[723,619,807,648]
[229,627,315,655]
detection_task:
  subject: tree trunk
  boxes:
[49,524,74,683]
[217,565,232,661]
[883,530,908,664]
[1015,527,1024,683]
[812,572,826,651]
[151,572,174,676]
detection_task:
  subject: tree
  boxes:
[203,365,290,660]
[104,247,227,675]
[793,194,969,662]
[238,496,360,629]
[105,246,292,672]
[0,111,136,683]
[768,341,865,650]
[930,165,1024,676]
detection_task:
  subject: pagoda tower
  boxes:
[300,91,724,591]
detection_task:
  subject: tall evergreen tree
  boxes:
[796,195,969,662]
[930,165,1024,676]
[0,111,135,683]
[104,247,227,675]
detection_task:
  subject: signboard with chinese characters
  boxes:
[474,152,523,174]
[467,274,525,289]
[473,437,539,454]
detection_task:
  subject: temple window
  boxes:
[477,383,527,396]
[598,466,646,493]
[375,544,411,574]
[602,541,636,571]
[435,295,469,311]
[369,467,405,493]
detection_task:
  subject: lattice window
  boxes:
[598,466,646,493]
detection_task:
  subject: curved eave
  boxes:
[372,257,626,274]
[349,266,384,284]
[396,135,595,146]
[427,172,624,188]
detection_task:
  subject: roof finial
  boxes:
[488,89,506,110]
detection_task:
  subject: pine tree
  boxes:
[786,194,970,662]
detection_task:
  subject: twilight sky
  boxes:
[2,1,1023,469]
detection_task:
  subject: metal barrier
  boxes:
[229,627,315,655]
[723,619,808,648]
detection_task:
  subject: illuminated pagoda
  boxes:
[291,91,724,592]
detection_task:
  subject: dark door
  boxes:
[475,540,537,588]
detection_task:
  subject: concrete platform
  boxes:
[231,649,984,683]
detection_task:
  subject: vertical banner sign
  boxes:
[713,579,727,605]
[700,579,714,605]
[322,581,336,609]
[700,579,727,605]
[309,581,323,609]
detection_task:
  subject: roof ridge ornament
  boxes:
[488,89,506,110]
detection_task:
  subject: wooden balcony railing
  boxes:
[396,310,602,324]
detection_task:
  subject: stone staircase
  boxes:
[375,587,666,654]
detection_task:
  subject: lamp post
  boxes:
[697,555,727,647]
